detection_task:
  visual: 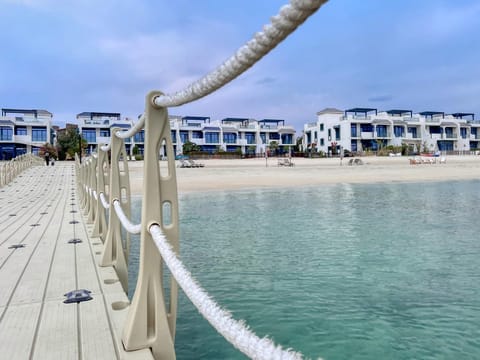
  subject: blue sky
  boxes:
[1,0,479,131]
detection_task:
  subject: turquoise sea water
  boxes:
[129,180,480,359]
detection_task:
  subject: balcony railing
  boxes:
[13,135,32,143]
[360,132,373,139]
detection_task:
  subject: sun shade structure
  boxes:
[452,113,475,120]
[419,111,445,119]
[386,109,413,117]
[345,108,378,116]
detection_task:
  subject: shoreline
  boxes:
[128,155,480,195]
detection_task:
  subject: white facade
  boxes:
[304,108,480,155]
[77,112,134,154]
[0,108,53,159]
[168,116,296,155]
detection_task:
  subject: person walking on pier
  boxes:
[44,151,50,166]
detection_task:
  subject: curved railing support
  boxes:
[100,127,131,293]
[92,150,109,240]
[86,156,97,223]
[122,91,179,359]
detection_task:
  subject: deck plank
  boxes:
[0,163,153,360]
[0,303,41,359]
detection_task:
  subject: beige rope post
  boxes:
[122,91,179,359]
[99,127,131,293]
[83,157,92,216]
[74,153,85,205]
[91,150,109,241]
[86,156,97,224]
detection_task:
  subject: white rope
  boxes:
[100,143,111,152]
[149,224,306,360]
[154,0,327,108]
[116,114,145,139]
[99,192,110,209]
[113,200,141,234]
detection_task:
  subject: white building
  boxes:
[168,116,296,156]
[304,107,479,155]
[77,112,134,154]
[0,108,53,159]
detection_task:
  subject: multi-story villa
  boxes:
[0,108,53,160]
[77,112,134,155]
[168,116,295,156]
[77,113,296,157]
[304,107,479,155]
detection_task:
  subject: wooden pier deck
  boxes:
[0,163,151,359]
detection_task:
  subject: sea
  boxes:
[128,180,480,359]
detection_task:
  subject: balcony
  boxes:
[405,133,419,140]
[360,132,373,139]
[13,135,32,143]
[190,139,205,146]
[430,134,442,140]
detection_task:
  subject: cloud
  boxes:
[255,77,277,85]
[368,95,393,103]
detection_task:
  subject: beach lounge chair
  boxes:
[177,159,192,168]
[439,156,446,164]
[277,158,294,167]
[348,158,363,166]
[188,159,205,168]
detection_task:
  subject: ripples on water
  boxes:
[129,180,480,359]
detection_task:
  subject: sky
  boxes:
[1,0,479,131]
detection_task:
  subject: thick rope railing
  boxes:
[149,224,305,360]
[100,115,146,151]
[99,192,110,209]
[154,0,327,108]
[75,1,330,358]
[113,199,141,234]
[0,153,43,187]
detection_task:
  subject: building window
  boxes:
[327,129,331,141]
[171,131,176,144]
[360,124,373,132]
[134,130,145,142]
[445,128,454,139]
[351,124,357,137]
[260,132,266,144]
[320,123,324,131]
[320,138,324,146]
[223,132,237,144]
[376,125,387,137]
[205,132,219,144]
[100,129,110,137]
[180,131,188,143]
[0,127,13,141]
[351,140,357,152]
[31,127,47,142]
[460,128,467,139]
[394,126,404,137]
[245,132,256,144]
[408,127,417,138]
[81,129,96,143]
[191,131,203,139]
[15,127,27,135]
[269,133,280,141]
[334,127,341,140]
[281,134,293,145]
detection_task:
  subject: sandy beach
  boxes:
[127,155,480,195]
